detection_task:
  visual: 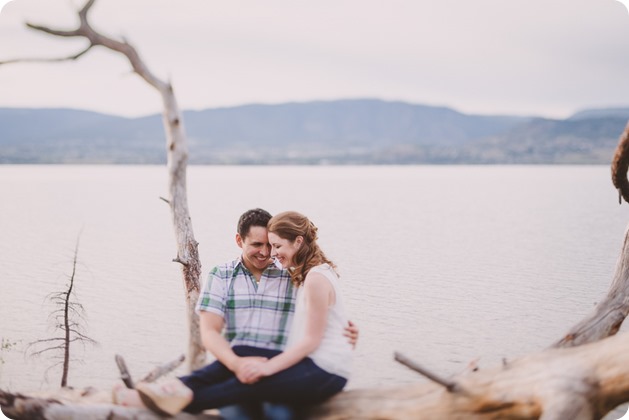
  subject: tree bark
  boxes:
[0,388,220,420]
[308,332,629,419]
[612,120,629,205]
[0,0,206,372]
[552,222,629,349]
[5,330,629,419]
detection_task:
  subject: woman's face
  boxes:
[268,232,301,268]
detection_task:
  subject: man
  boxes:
[195,208,358,419]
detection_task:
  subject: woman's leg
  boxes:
[183,357,345,413]
[251,358,347,404]
[188,357,346,411]
[180,346,280,398]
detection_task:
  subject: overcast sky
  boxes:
[1,0,629,119]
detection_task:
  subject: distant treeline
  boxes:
[1,99,627,164]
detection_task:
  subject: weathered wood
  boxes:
[0,388,220,420]
[0,0,206,372]
[4,332,629,419]
[308,332,629,419]
[612,119,629,204]
[115,354,135,389]
[552,222,629,348]
[393,351,461,392]
[140,354,186,383]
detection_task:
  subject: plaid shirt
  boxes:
[196,258,296,350]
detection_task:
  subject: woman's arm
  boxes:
[242,272,333,380]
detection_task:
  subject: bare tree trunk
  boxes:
[0,0,205,371]
[60,239,77,388]
[162,91,205,371]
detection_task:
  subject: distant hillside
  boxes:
[0,99,626,164]
[459,117,625,164]
[569,108,629,121]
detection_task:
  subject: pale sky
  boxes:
[1,0,629,119]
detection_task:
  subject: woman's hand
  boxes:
[238,359,272,384]
[233,357,268,384]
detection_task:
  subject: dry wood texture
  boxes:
[0,0,206,372]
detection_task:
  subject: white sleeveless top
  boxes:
[285,263,353,379]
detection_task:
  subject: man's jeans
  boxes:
[220,402,299,420]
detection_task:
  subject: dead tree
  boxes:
[0,0,205,371]
[26,234,97,388]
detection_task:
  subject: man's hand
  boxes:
[232,356,268,384]
[344,320,359,349]
[238,359,272,384]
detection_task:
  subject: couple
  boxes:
[116,209,357,418]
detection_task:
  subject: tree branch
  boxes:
[0,45,93,66]
[140,354,186,383]
[394,352,462,393]
[25,23,82,38]
[115,354,135,389]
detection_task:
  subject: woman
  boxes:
[132,211,352,416]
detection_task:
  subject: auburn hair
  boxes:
[267,211,336,287]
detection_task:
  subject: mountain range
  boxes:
[0,99,627,164]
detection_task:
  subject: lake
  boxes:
[1,165,628,407]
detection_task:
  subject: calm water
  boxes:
[1,165,628,398]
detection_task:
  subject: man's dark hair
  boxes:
[237,208,272,238]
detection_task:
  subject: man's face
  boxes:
[237,225,272,274]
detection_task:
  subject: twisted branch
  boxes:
[1,0,166,91]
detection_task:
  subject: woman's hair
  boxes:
[267,211,336,286]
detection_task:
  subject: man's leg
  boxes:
[218,402,298,420]
[262,402,300,420]
[219,402,263,420]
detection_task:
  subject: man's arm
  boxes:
[199,311,267,383]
